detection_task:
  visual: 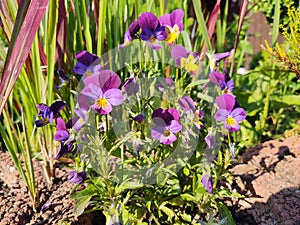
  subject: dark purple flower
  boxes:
[159,9,184,45]
[133,114,144,123]
[55,68,74,89]
[151,108,181,145]
[171,45,199,74]
[81,84,123,115]
[201,174,212,194]
[83,70,121,92]
[35,101,65,127]
[68,170,86,184]
[123,77,139,96]
[214,94,246,132]
[178,96,196,111]
[55,140,76,159]
[138,12,167,50]
[73,51,102,77]
[119,21,140,49]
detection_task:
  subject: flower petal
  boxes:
[231,108,246,122]
[214,108,229,121]
[170,9,184,30]
[138,12,158,30]
[216,94,235,111]
[167,120,182,133]
[81,84,103,100]
[104,89,123,106]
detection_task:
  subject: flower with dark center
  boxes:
[73,51,102,77]
[35,101,65,127]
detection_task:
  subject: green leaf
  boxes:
[217,202,236,225]
[73,195,93,216]
[181,213,192,222]
[159,205,175,219]
[180,193,196,202]
[273,95,300,105]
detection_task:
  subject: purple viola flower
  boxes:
[35,101,66,127]
[205,131,215,149]
[55,140,76,159]
[119,21,140,49]
[138,12,167,50]
[73,51,102,77]
[83,70,121,92]
[178,96,196,111]
[171,45,199,74]
[209,71,225,85]
[68,170,86,184]
[55,68,74,89]
[81,84,123,115]
[159,9,184,45]
[133,114,144,123]
[72,94,90,131]
[156,77,175,91]
[207,51,231,71]
[151,108,182,145]
[123,77,139,96]
[201,174,212,194]
[219,79,235,94]
[54,118,70,142]
[214,94,246,132]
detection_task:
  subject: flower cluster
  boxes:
[120,9,184,49]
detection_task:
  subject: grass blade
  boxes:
[0,0,49,116]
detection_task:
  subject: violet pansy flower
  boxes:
[73,51,102,77]
[83,70,121,92]
[54,118,70,142]
[68,170,86,184]
[72,94,90,131]
[81,84,123,115]
[206,51,231,72]
[35,101,65,127]
[209,70,235,95]
[138,12,167,50]
[159,9,184,45]
[123,77,139,97]
[119,21,140,49]
[201,174,213,194]
[151,108,181,145]
[178,96,196,111]
[214,94,246,132]
[171,45,199,74]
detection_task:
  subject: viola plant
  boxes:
[37,8,248,225]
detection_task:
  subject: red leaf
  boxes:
[0,0,49,115]
[207,0,221,40]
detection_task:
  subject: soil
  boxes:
[0,135,299,225]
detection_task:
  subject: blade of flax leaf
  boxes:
[56,0,67,68]
[229,0,248,77]
[0,0,49,116]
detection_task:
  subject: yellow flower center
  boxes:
[166,25,179,44]
[150,36,157,43]
[164,130,171,137]
[96,97,108,108]
[84,70,93,77]
[226,117,236,126]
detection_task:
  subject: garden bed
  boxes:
[0,135,299,225]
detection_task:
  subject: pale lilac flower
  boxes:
[201,174,212,194]
[205,131,215,149]
[159,9,184,45]
[206,51,231,71]
[81,84,123,115]
[171,45,199,74]
[214,94,246,132]
[83,70,121,92]
[178,96,196,111]
[72,94,90,131]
